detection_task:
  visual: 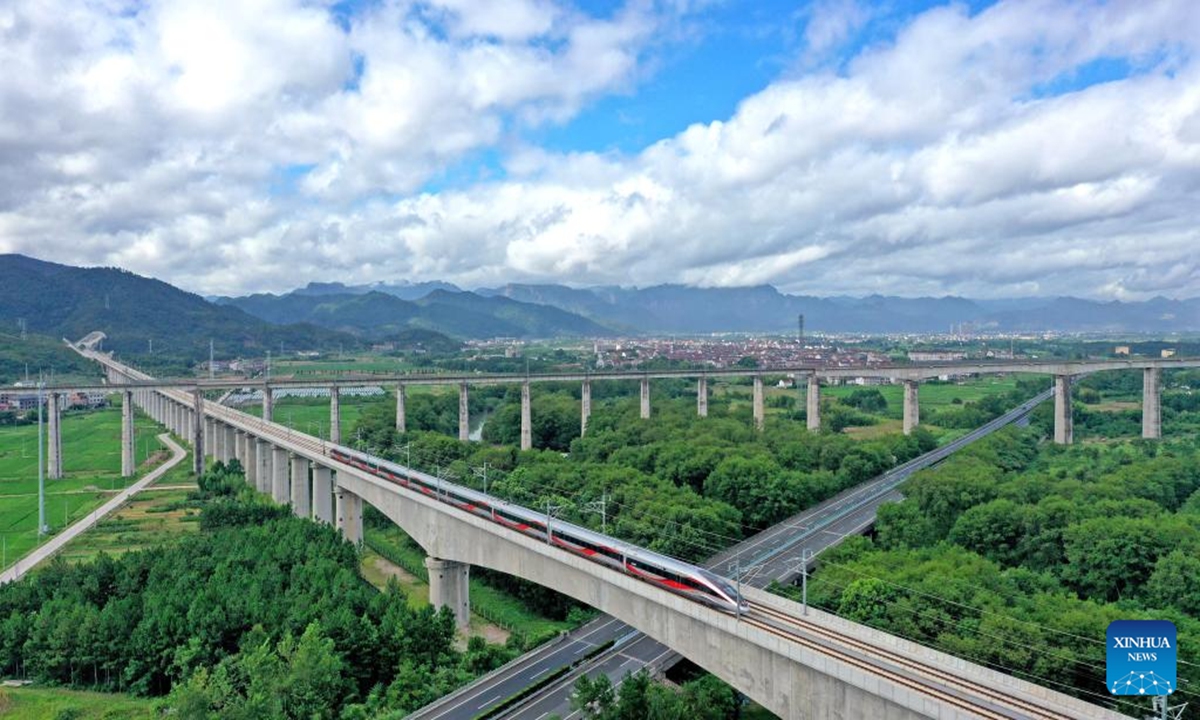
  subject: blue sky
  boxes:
[1,0,1197,299]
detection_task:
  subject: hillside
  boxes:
[219,288,611,339]
[0,254,353,360]
[481,283,1200,334]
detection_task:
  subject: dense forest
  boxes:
[351,379,955,565]
[773,372,1200,718]
[0,463,518,719]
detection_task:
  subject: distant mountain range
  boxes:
[214,288,611,340]
[479,284,1200,334]
[0,254,353,358]
[4,254,1200,369]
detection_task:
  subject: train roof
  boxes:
[333,445,715,582]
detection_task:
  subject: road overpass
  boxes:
[60,347,1134,720]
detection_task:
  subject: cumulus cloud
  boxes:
[0,0,1198,300]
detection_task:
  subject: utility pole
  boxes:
[801,548,811,616]
[266,350,271,381]
[544,501,563,545]
[148,338,153,354]
[209,339,215,380]
[472,462,490,494]
[37,377,46,537]
[584,491,608,534]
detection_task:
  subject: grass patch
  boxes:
[360,548,430,610]
[55,487,202,564]
[364,525,573,641]
[0,686,159,719]
[0,404,179,571]
[241,397,369,441]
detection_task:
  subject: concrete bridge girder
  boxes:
[335,468,948,720]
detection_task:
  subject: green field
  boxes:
[0,685,159,719]
[798,375,1022,419]
[276,356,417,375]
[241,395,375,441]
[56,479,200,565]
[0,404,174,570]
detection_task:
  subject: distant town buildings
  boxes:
[1115,346,1131,356]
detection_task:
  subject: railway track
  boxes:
[747,601,1078,720]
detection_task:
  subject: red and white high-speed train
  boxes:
[330,446,748,614]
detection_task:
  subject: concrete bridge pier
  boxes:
[640,377,651,419]
[753,376,764,431]
[395,384,406,434]
[330,386,341,445]
[425,557,470,630]
[335,486,363,545]
[262,386,273,423]
[272,446,289,504]
[256,439,271,495]
[806,375,821,431]
[121,390,135,478]
[312,466,334,524]
[697,377,708,417]
[47,393,62,479]
[458,383,470,442]
[241,432,251,478]
[192,391,205,474]
[581,380,591,436]
[1143,367,1161,439]
[291,455,311,517]
[222,424,235,465]
[1054,375,1073,445]
[520,382,532,451]
[903,380,920,435]
[204,419,215,462]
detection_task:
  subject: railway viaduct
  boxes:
[16,345,1152,719]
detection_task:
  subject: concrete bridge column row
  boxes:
[256,439,271,495]
[395,384,406,434]
[1143,367,1161,439]
[121,390,135,477]
[520,382,532,451]
[458,383,469,442]
[903,380,920,435]
[426,557,470,630]
[753,375,764,431]
[262,387,273,423]
[1054,375,1073,445]
[335,487,363,545]
[312,466,334,524]
[581,380,591,435]
[272,446,289,505]
[806,375,821,431]
[640,377,651,419]
[330,386,341,444]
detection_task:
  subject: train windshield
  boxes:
[698,569,740,600]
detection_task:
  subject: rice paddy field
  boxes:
[0,402,172,571]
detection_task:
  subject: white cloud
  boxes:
[0,0,1198,301]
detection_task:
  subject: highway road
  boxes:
[0,433,187,585]
[409,389,1053,720]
